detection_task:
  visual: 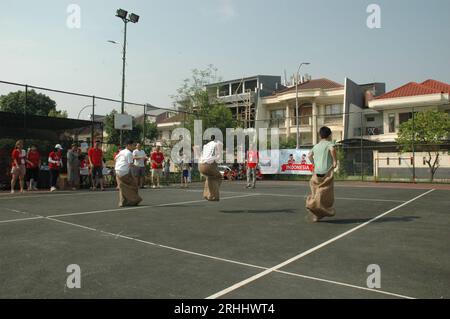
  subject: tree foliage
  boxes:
[171,65,236,142]
[397,110,450,181]
[0,89,66,117]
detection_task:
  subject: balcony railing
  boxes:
[353,126,384,136]
[269,119,286,128]
[323,115,342,125]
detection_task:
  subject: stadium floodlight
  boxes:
[129,13,140,23]
[114,8,140,145]
[116,9,128,20]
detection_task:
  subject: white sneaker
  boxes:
[33,186,39,191]
[152,185,156,189]
[10,190,15,194]
[50,187,57,192]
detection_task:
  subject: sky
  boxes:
[1,0,450,119]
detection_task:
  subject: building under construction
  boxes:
[205,75,282,128]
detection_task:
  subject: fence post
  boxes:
[91,96,95,147]
[24,85,28,141]
[412,107,416,183]
[143,104,146,148]
[360,111,364,181]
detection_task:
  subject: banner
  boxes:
[259,149,313,175]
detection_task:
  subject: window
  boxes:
[366,117,375,122]
[325,104,342,115]
[399,112,413,124]
[270,109,285,127]
[231,82,243,95]
[244,80,258,93]
[388,114,395,133]
[218,84,229,97]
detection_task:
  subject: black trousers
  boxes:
[50,169,59,188]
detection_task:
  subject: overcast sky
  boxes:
[1,0,449,119]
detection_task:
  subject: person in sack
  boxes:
[306,126,338,222]
[115,140,142,207]
[199,135,223,201]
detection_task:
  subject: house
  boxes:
[205,75,282,128]
[368,79,450,180]
[368,79,450,142]
[257,78,386,145]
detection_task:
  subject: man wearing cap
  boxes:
[48,144,64,192]
[88,141,104,191]
[115,140,142,207]
[150,144,164,189]
[67,143,80,190]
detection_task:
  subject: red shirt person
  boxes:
[48,144,64,192]
[150,146,165,188]
[10,140,27,194]
[88,141,104,191]
[26,145,41,191]
[246,150,259,189]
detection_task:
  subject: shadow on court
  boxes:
[321,216,421,225]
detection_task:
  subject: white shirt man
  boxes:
[200,139,222,164]
[115,148,134,177]
[198,136,223,201]
[133,148,147,167]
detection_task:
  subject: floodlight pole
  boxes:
[120,20,128,147]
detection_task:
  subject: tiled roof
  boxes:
[375,79,450,100]
[273,78,344,95]
[158,113,186,124]
[420,79,450,94]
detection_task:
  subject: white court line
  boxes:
[274,270,414,299]
[0,194,417,299]
[39,212,415,299]
[45,210,415,299]
[256,193,406,203]
[0,216,43,224]
[206,189,435,299]
[0,194,259,222]
[0,190,115,200]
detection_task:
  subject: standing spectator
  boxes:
[246,149,259,189]
[26,144,41,191]
[79,154,89,188]
[132,143,147,189]
[88,141,104,191]
[10,140,27,194]
[199,135,223,201]
[115,140,142,207]
[181,160,190,188]
[163,159,171,184]
[150,145,164,189]
[67,143,80,191]
[48,144,63,192]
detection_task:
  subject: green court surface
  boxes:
[0,181,448,299]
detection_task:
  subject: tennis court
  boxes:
[0,181,449,299]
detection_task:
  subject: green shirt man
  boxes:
[308,127,337,175]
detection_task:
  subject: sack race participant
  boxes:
[199,135,222,201]
[306,127,338,222]
[115,140,142,207]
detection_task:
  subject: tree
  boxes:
[397,110,450,181]
[0,89,66,117]
[172,65,236,142]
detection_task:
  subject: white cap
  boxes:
[55,144,63,150]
